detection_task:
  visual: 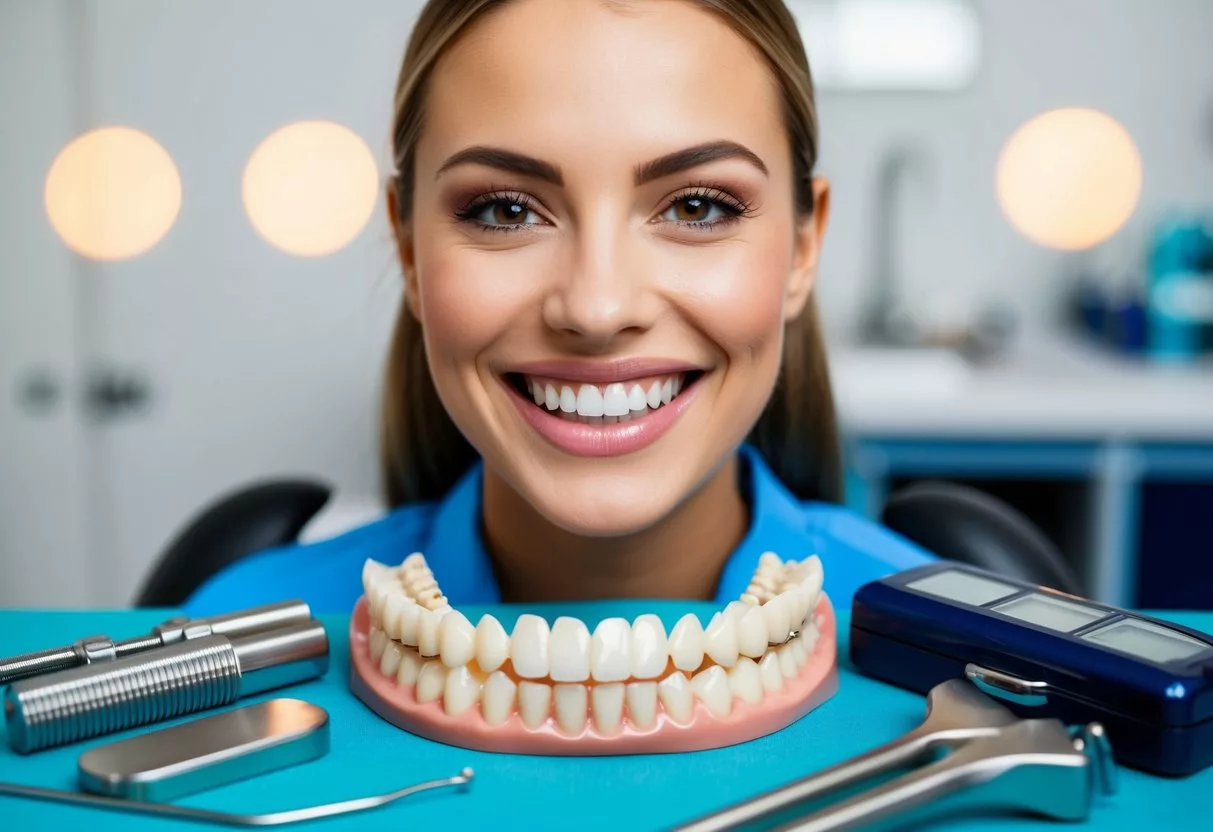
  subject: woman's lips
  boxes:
[502,371,704,457]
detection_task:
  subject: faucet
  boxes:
[859,143,932,347]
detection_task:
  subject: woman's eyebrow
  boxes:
[433,140,768,185]
[635,141,769,184]
[435,146,564,184]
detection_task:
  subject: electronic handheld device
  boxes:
[850,562,1213,777]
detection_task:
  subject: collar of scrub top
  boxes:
[421,444,810,606]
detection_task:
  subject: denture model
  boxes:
[348,552,838,754]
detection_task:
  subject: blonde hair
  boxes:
[382,0,841,506]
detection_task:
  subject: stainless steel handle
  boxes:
[775,719,1094,832]
[965,663,1049,707]
[0,768,475,827]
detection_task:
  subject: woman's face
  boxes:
[398,0,828,536]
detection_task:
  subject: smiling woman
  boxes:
[183,0,936,753]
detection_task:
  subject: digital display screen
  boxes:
[1082,618,1211,664]
[991,593,1108,632]
[906,570,1020,606]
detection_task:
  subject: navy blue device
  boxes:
[850,562,1213,777]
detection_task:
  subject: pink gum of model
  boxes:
[348,596,839,755]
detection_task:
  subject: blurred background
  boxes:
[2,0,1212,611]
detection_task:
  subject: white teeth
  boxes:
[379,639,405,678]
[762,593,793,645]
[661,378,674,404]
[789,634,808,670]
[758,651,785,694]
[591,683,625,735]
[532,379,545,405]
[559,384,576,413]
[778,642,799,679]
[737,605,768,659]
[669,614,705,672]
[690,665,732,718]
[591,618,632,683]
[439,609,476,668]
[381,593,408,641]
[518,680,552,729]
[728,657,764,706]
[398,599,422,646]
[673,376,683,396]
[417,608,445,657]
[511,614,550,679]
[628,384,648,412]
[550,617,591,682]
[554,684,587,736]
[646,381,663,409]
[630,614,669,679]
[416,660,448,704]
[401,552,427,571]
[481,671,516,726]
[802,622,820,654]
[397,650,423,686]
[602,383,630,417]
[444,665,482,716]
[626,681,658,730]
[475,614,510,673]
[576,384,605,417]
[658,672,693,724]
[704,611,739,668]
[369,627,386,663]
[545,383,559,410]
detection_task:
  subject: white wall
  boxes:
[2,0,1212,606]
[811,0,1213,340]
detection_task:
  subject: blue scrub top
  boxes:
[182,446,934,616]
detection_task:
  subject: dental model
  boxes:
[348,552,837,754]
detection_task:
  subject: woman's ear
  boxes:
[387,182,421,319]
[785,177,831,321]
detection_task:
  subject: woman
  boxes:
[183,0,932,618]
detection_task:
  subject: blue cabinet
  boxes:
[843,436,1213,610]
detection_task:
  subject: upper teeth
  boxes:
[361,550,825,735]
[529,376,683,418]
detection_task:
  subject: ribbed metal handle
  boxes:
[4,637,241,753]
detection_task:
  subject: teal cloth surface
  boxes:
[1,604,1209,831]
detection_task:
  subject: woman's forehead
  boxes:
[418,0,787,176]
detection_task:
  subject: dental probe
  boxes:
[0,600,312,686]
[0,767,475,827]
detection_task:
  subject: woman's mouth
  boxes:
[506,371,701,424]
[501,367,707,456]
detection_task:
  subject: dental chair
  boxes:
[133,476,1082,607]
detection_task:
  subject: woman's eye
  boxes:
[471,199,539,227]
[660,196,734,226]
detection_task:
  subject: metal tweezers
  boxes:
[673,678,1118,832]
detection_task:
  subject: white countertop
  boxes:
[828,332,1213,441]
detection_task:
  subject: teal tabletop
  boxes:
[0,603,1208,831]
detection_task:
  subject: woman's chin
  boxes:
[529,482,686,539]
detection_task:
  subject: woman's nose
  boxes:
[541,227,660,346]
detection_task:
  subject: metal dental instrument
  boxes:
[0,767,475,827]
[5,620,330,753]
[673,679,1116,832]
[0,600,313,686]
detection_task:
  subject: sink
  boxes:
[828,346,971,403]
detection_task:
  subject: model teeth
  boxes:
[591,683,626,735]
[361,551,825,732]
[481,671,516,726]
[523,373,690,422]
[669,613,706,672]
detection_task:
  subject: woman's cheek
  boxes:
[416,244,543,357]
[663,239,791,359]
